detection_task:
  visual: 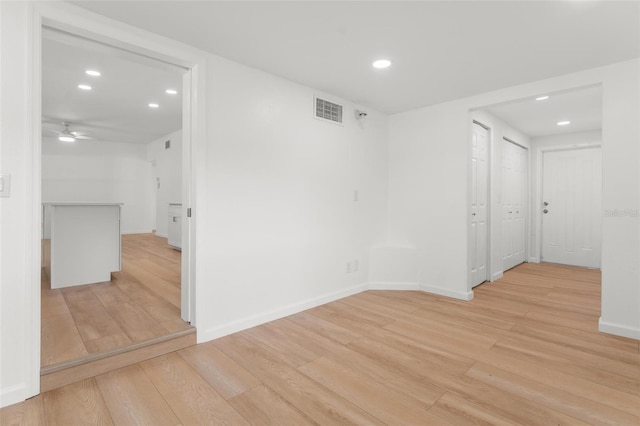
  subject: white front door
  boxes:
[502,140,527,271]
[542,147,602,268]
[470,123,489,287]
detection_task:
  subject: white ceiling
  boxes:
[483,85,603,138]
[72,1,640,114]
[42,28,184,144]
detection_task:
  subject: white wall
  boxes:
[529,130,602,262]
[42,138,154,234]
[197,54,389,338]
[146,129,182,237]
[385,59,640,340]
[471,110,530,282]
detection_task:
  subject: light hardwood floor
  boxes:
[41,233,191,368]
[5,263,639,425]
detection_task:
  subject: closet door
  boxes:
[502,139,527,271]
[470,123,489,287]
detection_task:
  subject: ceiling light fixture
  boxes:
[557,120,571,126]
[372,59,392,69]
[165,89,178,95]
[77,84,92,90]
[536,95,549,101]
[58,135,75,142]
[148,103,159,108]
[85,70,101,77]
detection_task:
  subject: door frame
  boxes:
[468,120,492,290]
[25,2,207,397]
[534,144,602,265]
[501,136,530,271]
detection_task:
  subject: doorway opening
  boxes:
[38,24,196,380]
[469,84,603,291]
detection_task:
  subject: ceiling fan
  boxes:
[45,121,93,142]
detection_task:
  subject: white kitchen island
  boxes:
[43,203,122,289]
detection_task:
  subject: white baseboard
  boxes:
[419,283,474,301]
[490,271,503,282]
[528,256,541,263]
[121,229,154,235]
[598,318,640,340]
[199,280,475,345]
[0,384,27,409]
[155,232,168,239]
[198,283,367,343]
[367,281,419,290]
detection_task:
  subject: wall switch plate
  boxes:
[0,174,10,198]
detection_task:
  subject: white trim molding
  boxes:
[420,283,474,301]
[490,271,504,282]
[199,280,475,344]
[199,283,367,342]
[599,318,640,340]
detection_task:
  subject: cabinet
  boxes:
[168,203,182,250]
[43,203,121,288]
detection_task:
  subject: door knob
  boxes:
[472,213,476,216]
[543,209,549,214]
[543,201,549,206]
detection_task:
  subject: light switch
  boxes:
[0,174,10,198]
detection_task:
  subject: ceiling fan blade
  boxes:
[75,135,94,140]
[44,128,63,135]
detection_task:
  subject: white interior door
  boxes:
[470,123,489,287]
[502,139,527,271]
[542,147,602,268]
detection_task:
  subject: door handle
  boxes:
[472,213,476,216]
[543,201,549,206]
[543,209,549,214]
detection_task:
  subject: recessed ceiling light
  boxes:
[165,89,178,95]
[536,95,549,101]
[77,84,92,90]
[557,120,571,126]
[85,70,101,77]
[58,135,75,142]
[148,103,159,108]
[372,59,392,69]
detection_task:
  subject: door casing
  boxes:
[24,2,207,398]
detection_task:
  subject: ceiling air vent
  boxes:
[315,97,343,124]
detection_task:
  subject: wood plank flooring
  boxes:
[5,263,639,425]
[41,233,190,368]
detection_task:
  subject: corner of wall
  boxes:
[419,283,474,301]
